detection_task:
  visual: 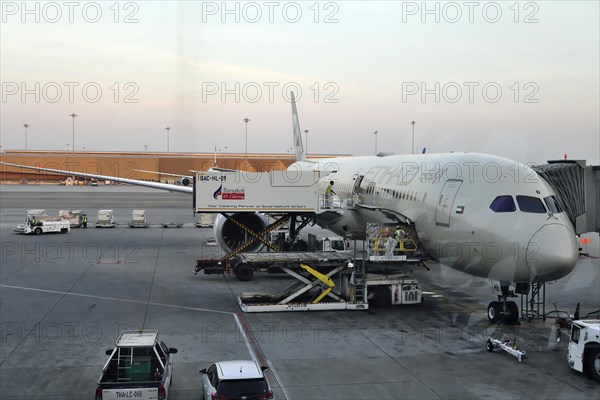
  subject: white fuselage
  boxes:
[293,152,578,283]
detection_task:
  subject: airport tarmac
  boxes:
[0,185,599,399]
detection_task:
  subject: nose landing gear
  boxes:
[487,282,520,324]
[487,300,519,324]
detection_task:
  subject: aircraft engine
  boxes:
[181,177,191,186]
[213,213,268,252]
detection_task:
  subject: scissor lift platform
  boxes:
[196,250,356,281]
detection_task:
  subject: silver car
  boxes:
[200,360,272,400]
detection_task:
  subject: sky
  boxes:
[1,1,599,165]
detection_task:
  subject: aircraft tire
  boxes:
[486,339,494,352]
[588,346,600,382]
[234,263,254,282]
[487,301,502,323]
[506,301,519,324]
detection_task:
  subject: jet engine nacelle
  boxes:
[181,178,191,186]
[213,213,268,253]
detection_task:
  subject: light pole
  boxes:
[165,127,171,152]
[411,121,415,154]
[373,130,378,155]
[243,118,250,160]
[23,124,29,150]
[69,113,77,152]
[304,129,309,154]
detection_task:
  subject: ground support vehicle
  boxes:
[195,213,214,228]
[567,319,600,381]
[162,222,183,228]
[486,337,527,362]
[129,210,148,228]
[195,251,354,282]
[96,210,116,228]
[234,258,422,313]
[14,220,70,235]
[59,209,83,227]
[95,330,178,400]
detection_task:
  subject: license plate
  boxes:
[103,388,158,400]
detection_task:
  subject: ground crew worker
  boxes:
[394,225,406,240]
[325,181,336,207]
[395,226,407,253]
[82,214,87,228]
[31,216,37,226]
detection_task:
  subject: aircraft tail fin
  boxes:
[290,91,307,162]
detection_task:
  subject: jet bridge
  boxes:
[533,160,599,233]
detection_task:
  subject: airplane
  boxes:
[0,92,578,324]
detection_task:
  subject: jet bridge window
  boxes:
[489,195,516,212]
[543,195,563,213]
[516,195,547,213]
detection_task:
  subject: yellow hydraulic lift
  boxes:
[299,263,334,304]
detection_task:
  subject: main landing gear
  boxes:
[487,282,520,324]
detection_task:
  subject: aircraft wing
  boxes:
[0,162,193,194]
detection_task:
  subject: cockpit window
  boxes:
[516,195,547,213]
[544,195,563,213]
[489,195,516,212]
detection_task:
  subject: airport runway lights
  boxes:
[23,124,29,150]
[69,113,77,152]
[411,120,416,155]
[373,130,378,155]
[165,127,171,152]
[243,118,250,159]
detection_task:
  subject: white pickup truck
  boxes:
[13,220,70,235]
[95,330,178,400]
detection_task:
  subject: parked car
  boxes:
[200,360,272,400]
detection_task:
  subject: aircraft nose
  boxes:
[526,224,578,281]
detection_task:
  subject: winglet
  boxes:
[290,91,307,162]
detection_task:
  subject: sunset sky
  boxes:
[1,1,598,165]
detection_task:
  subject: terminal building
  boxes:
[0,150,346,184]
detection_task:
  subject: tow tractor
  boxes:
[14,220,70,235]
[486,337,527,363]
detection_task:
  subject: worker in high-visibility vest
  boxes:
[325,181,336,208]
[82,214,87,228]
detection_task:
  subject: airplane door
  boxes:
[435,179,463,227]
[352,174,364,194]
